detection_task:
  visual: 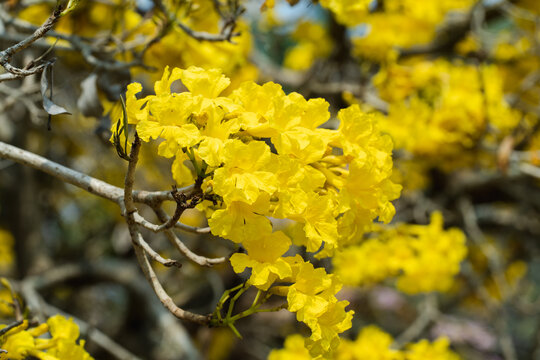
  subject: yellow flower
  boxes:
[336,325,400,360]
[212,140,277,205]
[0,325,34,360]
[230,231,292,290]
[179,66,231,98]
[304,300,354,356]
[270,327,462,360]
[209,196,272,243]
[333,212,467,294]
[349,1,475,61]
[268,334,313,360]
[47,315,80,341]
[287,260,334,316]
[405,337,460,360]
[297,193,339,254]
[273,128,330,164]
[171,150,196,187]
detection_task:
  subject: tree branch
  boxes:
[151,0,241,43]
[132,231,181,268]
[0,8,62,82]
[0,140,192,205]
[392,294,439,348]
[15,260,201,359]
[122,134,210,324]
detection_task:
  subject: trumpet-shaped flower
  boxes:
[208,196,272,243]
[287,261,335,317]
[230,231,292,290]
[179,66,231,99]
[212,140,277,205]
[0,316,93,360]
[304,300,354,356]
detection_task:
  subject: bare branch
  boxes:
[132,231,181,268]
[13,260,201,359]
[392,294,439,348]
[0,140,192,204]
[132,245,210,324]
[518,162,540,179]
[122,133,210,324]
[154,207,210,234]
[151,0,241,42]
[173,20,240,42]
[132,208,212,237]
[17,270,143,360]
[164,228,226,267]
[175,223,211,234]
[0,8,61,81]
[0,7,152,72]
[1,138,217,321]
[123,132,142,212]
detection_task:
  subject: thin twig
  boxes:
[173,20,240,42]
[163,228,226,267]
[0,8,62,82]
[132,231,181,268]
[392,294,439,348]
[0,7,151,72]
[132,245,210,324]
[153,207,226,266]
[151,0,241,42]
[122,133,210,324]
[153,208,211,234]
[133,211,211,234]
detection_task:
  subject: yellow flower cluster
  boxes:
[283,22,333,71]
[0,316,93,360]
[344,0,475,61]
[374,59,521,165]
[270,326,461,360]
[117,66,401,356]
[267,256,354,356]
[333,212,467,294]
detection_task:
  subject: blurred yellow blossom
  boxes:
[333,212,467,294]
[270,326,461,359]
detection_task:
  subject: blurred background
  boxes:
[1,0,540,359]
